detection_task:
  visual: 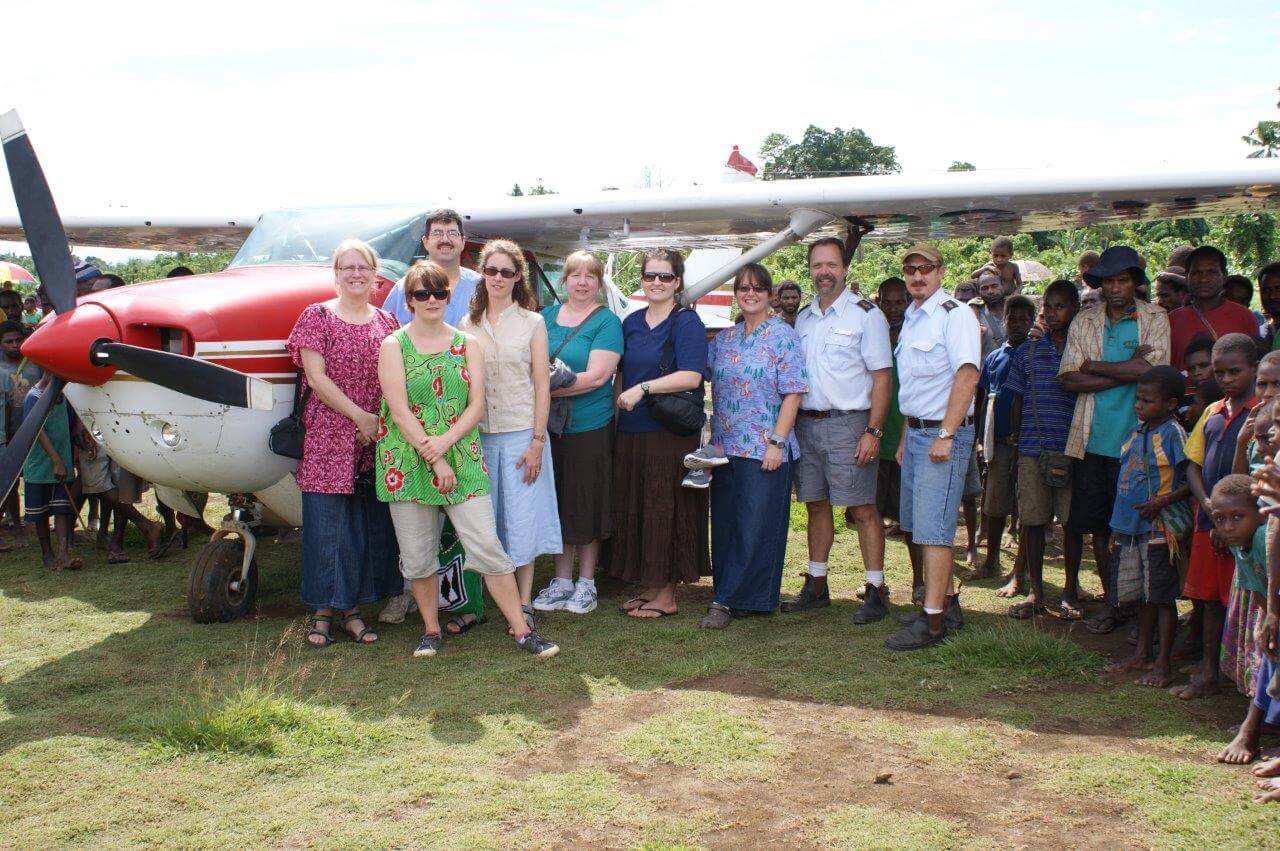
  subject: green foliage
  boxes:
[0,250,234,290]
[948,160,976,171]
[760,125,899,180]
[1244,120,1280,158]
[512,179,555,196]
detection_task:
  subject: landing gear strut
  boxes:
[187,495,260,623]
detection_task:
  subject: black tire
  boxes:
[186,537,258,623]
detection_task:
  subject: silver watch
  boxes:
[937,427,955,440]
[767,434,786,448]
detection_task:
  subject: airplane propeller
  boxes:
[0,110,273,504]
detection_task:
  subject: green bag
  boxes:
[436,518,485,617]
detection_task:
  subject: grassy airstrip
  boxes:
[3,502,1280,849]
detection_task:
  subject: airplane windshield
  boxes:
[228,208,426,280]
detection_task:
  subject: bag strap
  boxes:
[1027,338,1046,443]
[549,305,606,362]
[1191,305,1218,341]
[292,303,330,417]
[659,308,686,375]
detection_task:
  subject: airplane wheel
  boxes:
[187,538,258,623]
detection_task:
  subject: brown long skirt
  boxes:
[607,429,710,586]
[550,425,613,545]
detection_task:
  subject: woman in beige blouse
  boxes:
[461,239,563,632]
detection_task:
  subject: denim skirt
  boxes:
[709,456,794,612]
[300,479,402,611]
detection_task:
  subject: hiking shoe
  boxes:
[564,580,598,614]
[851,582,890,625]
[379,590,418,624]
[533,579,574,612]
[684,445,730,470]
[897,595,964,631]
[681,469,712,489]
[516,630,560,658]
[780,573,830,613]
[413,632,443,657]
[884,617,946,651]
[855,582,890,600]
[699,602,733,630]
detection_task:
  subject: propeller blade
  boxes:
[93,342,275,411]
[0,377,67,505]
[0,111,76,314]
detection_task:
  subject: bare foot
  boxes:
[1058,597,1084,620]
[1170,678,1220,700]
[1104,654,1152,675]
[964,546,978,568]
[995,576,1025,598]
[1218,729,1260,765]
[968,562,1000,581]
[1139,664,1174,688]
[1008,599,1043,620]
[1254,778,1280,803]
[1253,756,1280,777]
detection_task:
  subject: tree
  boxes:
[759,125,899,180]
[528,179,555,196]
[1243,121,1280,158]
[510,183,523,196]
[948,161,976,172]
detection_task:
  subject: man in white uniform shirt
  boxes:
[781,237,894,624]
[884,243,981,650]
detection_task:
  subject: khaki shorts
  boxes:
[1017,456,1071,527]
[982,443,1017,518]
[79,449,115,495]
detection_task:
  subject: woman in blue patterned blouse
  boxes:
[699,263,809,629]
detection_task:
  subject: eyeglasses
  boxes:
[427,229,463,240]
[337,264,375,274]
[641,272,678,283]
[410,288,450,302]
[735,283,770,294]
[483,265,519,280]
[902,262,941,276]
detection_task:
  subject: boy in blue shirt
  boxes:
[1104,366,1189,688]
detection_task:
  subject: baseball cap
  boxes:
[901,243,943,265]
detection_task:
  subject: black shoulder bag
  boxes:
[269,371,311,460]
[647,309,706,437]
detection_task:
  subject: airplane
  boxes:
[3,107,1280,624]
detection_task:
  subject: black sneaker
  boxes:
[884,616,946,651]
[780,573,830,613]
[896,595,964,631]
[413,632,443,658]
[851,582,890,625]
[516,630,560,658]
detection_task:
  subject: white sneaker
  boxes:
[683,445,729,470]
[379,590,417,624]
[564,580,598,614]
[532,579,574,612]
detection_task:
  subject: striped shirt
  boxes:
[1004,336,1076,458]
[1110,417,1187,536]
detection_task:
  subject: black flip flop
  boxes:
[618,596,650,614]
[628,605,677,619]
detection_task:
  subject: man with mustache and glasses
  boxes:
[782,237,894,625]
[379,209,483,625]
[883,243,982,650]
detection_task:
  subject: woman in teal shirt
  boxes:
[532,251,624,616]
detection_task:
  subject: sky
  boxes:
[2,0,1277,261]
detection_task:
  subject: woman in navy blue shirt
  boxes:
[611,249,710,618]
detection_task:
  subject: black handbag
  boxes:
[647,309,706,437]
[269,369,311,460]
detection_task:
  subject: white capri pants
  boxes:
[389,496,516,579]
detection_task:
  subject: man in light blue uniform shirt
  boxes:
[378,208,481,625]
[885,243,981,651]
[781,237,893,624]
[380,208,480,329]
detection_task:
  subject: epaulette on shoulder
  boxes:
[941,299,959,312]
[857,298,875,312]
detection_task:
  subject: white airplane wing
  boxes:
[2,160,1278,255]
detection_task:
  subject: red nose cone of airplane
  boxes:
[21,303,121,385]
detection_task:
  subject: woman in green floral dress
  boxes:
[376,261,560,659]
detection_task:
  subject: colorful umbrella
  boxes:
[0,261,35,285]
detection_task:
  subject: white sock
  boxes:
[552,577,574,592]
[808,561,828,578]
[866,570,885,587]
[576,577,596,590]
[923,606,944,615]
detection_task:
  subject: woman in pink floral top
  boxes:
[699,263,808,630]
[286,239,403,648]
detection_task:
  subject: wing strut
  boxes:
[680,209,834,306]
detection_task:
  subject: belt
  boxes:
[799,408,863,419]
[906,416,974,429]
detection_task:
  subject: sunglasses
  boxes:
[902,262,941,276]
[641,272,678,283]
[410,288,450,302]
[483,265,519,280]
[735,283,770,294]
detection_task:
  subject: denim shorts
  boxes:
[899,423,974,546]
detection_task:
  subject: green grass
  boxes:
[2,502,1279,846]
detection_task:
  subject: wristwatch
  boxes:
[937,427,955,440]
[864,426,884,439]
[640,382,651,396]
[767,434,786,448]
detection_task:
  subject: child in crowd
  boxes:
[1103,366,1189,687]
[1,319,41,535]
[1003,281,1079,617]
[974,294,1034,580]
[1179,333,1259,699]
[20,295,41,329]
[1215,465,1271,698]
[1179,337,1215,427]
[971,236,1023,294]
[22,373,81,571]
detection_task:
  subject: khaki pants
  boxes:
[388,496,515,579]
